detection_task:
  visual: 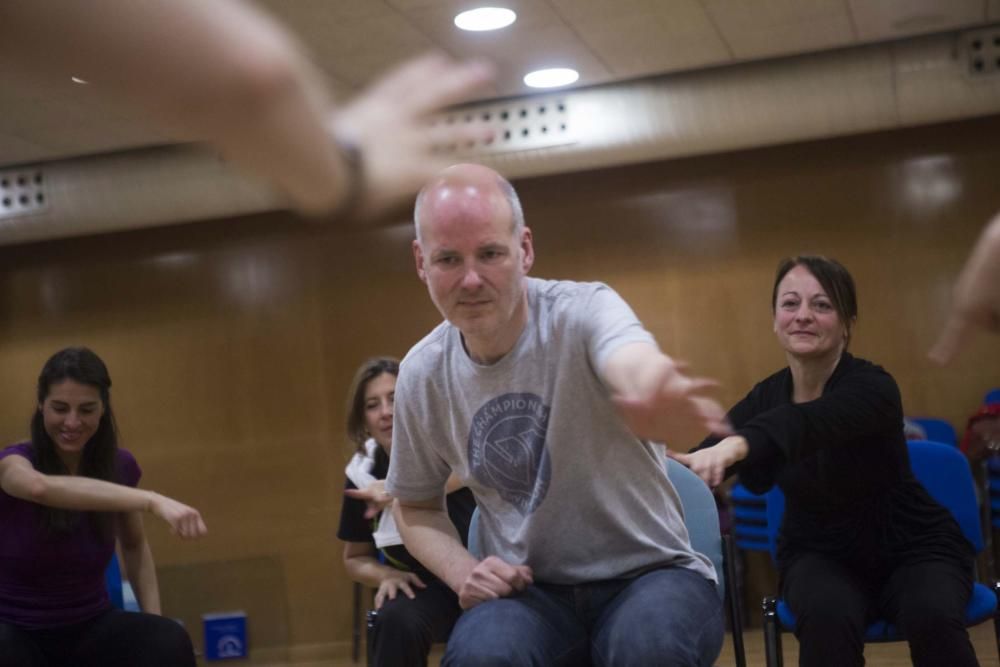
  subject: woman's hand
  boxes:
[669,436,749,488]
[374,570,426,610]
[147,492,208,539]
[344,479,393,519]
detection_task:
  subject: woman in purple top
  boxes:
[0,347,208,667]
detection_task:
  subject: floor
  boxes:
[255,621,1000,666]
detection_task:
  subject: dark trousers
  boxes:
[370,578,462,667]
[783,553,979,667]
[0,609,196,667]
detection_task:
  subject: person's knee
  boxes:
[443,642,523,667]
[373,599,430,643]
[442,602,557,667]
[142,618,195,664]
[791,592,865,641]
[898,596,966,638]
[795,603,864,635]
[598,631,705,667]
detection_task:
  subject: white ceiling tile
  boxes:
[702,0,855,59]
[847,0,985,41]
[550,0,732,77]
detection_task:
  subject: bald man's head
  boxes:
[413,164,524,244]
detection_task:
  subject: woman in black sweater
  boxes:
[673,256,978,667]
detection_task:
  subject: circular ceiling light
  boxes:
[454,7,516,32]
[523,68,579,89]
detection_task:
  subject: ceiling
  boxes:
[0,0,997,169]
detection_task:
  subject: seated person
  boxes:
[675,256,979,667]
[388,164,729,667]
[0,347,207,667]
[337,357,474,667]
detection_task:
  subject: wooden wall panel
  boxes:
[0,115,997,658]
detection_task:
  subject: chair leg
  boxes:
[351,582,361,663]
[366,610,378,667]
[723,535,748,667]
[763,596,783,667]
[993,581,1000,662]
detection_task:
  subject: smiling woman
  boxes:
[676,256,981,667]
[0,346,207,666]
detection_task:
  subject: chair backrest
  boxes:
[764,485,785,561]
[908,417,958,448]
[906,439,983,552]
[764,439,983,561]
[666,457,725,600]
[467,506,482,559]
[985,388,1000,406]
[105,552,125,609]
[731,482,772,552]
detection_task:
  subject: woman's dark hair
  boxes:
[772,255,858,348]
[31,346,119,535]
[345,357,399,454]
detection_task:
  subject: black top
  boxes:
[337,445,476,581]
[697,353,973,578]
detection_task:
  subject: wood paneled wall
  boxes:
[0,115,997,659]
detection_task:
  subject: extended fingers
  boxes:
[666,450,691,465]
[928,316,973,365]
[407,55,496,114]
[178,511,208,539]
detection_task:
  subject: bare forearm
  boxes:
[121,541,161,614]
[394,502,478,593]
[603,342,671,399]
[343,555,406,589]
[3,467,154,513]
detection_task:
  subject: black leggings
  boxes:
[370,578,463,667]
[782,553,978,667]
[0,609,196,667]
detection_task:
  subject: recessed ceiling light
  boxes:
[454,7,516,32]
[70,76,89,85]
[523,68,579,89]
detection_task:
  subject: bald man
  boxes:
[386,164,728,666]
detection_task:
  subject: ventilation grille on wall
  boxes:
[433,97,575,157]
[962,24,1000,77]
[0,168,48,220]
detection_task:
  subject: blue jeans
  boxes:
[442,566,723,667]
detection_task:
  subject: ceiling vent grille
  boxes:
[0,168,48,220]
[962,25,1000,77]
[433,98,575,157]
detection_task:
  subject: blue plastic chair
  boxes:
[105,553,125,610]
[907,417,958,448]
[667,458,748,667]
[985,388,1000,405]
[731,482,771,552]
[762,440,1000,667]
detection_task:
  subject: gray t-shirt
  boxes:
[387,277,715,585]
